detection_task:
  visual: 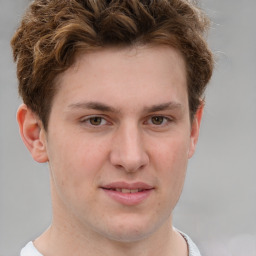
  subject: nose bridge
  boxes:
[110,120,149,172]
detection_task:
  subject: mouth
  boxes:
[104,188,149,193]
[100,182,154,205]
[101,181,154,192]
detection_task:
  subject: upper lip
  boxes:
[101,182,154,190]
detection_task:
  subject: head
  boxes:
[11,0,213,130]
[12,0,214,248]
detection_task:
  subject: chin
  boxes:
[101,215,162,243]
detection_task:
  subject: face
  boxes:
[37,46,201,242]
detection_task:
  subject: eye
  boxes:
[89,116,104,126]
[146,115,172,126]
[80,116,108,126]
[151,116,165,125]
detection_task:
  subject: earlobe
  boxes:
[17,104,48,163]
[188,103,204,159]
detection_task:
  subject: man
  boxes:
[11,0,214,255]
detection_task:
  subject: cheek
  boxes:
[48,134,115,203]
[48,130,107,170]
[47,134,107,199]
[151,135,190,199]
[152,134,190,171]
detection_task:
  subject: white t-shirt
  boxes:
[20,231,201,256]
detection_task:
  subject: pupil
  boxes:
[90,117,101,125]
[152,116,163,125]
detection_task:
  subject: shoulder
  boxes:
[20,241,43,256]
[178,230,202,256]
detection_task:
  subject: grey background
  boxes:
[1,0,255,255]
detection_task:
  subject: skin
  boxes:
[17,45,203,256]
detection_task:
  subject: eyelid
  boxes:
[145,115,174,126]
[80,115,110,126]
[79,114,173,127]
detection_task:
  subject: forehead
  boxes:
[53,45,188,112]
[71,45,186,80]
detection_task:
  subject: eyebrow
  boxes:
[67,101,119,113]
[143,102,183,113]
[67,101,182,113]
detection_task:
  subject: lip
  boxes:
[100,182,154,206]
[102,181,154,190]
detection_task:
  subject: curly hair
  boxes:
[11,0,214,129]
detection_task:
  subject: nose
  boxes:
[110,123,149,173]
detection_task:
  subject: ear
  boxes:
[17,104,48,163]
[188,102,204,159]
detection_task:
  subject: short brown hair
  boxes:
[11,0,214,129]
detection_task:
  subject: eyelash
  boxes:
[79,115,173,128]
[80,116,109,126]
[145,116,173,127]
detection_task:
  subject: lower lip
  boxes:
[102,189,153,206]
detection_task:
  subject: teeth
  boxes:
[107,188,145,193]
[121,188,131,193]
[115,188,140,193]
